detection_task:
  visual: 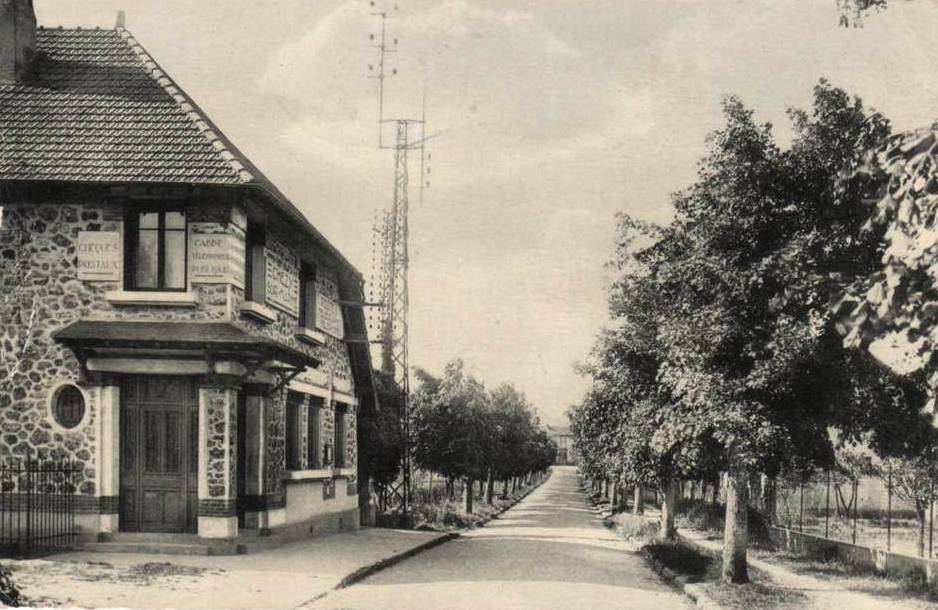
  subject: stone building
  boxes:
[0,1,377,547]
[547,426,577,466]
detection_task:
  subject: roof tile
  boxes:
[0,28,250,184]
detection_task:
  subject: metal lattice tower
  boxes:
[367,5,433,514]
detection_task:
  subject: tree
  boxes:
[880,451,938,557]
[585,81,929,584]
[411,360,490,513]
[838,124,938,398]
[361,370,406,490]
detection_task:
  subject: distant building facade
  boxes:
[547,426,578,465]
[0,2,376,545]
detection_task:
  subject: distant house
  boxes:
[546,425,578,465]
[0,1,376,546]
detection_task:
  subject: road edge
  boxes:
[314,470,554,603]
[583,483,726,610]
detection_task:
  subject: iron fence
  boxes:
[0,454,81,556]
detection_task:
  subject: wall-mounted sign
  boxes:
[265,240,299,316]
[316,276,344,339]
[77,231,122,281]
[189,223,244,288]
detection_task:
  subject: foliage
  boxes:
[576,80,934,582]
[838,0,889,28]
[0,564,20,607]
[838,125,938,400]
[410,360,554,491]
[360,370,406,487]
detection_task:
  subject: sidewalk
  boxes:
[7,528,451,609]
[615,502,932,610]
[680,527,930,610]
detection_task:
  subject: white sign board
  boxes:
[316,276,344,339]
[188,223,244,288]
[77,231,122,281]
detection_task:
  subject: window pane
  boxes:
[164,230,187,290]
[139,212,158,229]
[135,230,159,289]
[307,399,322,468]
[165,211,186,229]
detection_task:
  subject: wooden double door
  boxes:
[120,376,199,533]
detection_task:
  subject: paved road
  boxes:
[312,466,688,610]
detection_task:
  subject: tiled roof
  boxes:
[0,27,252,184]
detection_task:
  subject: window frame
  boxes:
[244,222,266,303]
[299,262,318,331]
[333,404,347,469]
[306,397,323,469]
[285,392,304,471]
[123,207,189,292]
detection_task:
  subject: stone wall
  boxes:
[0,198,234,499]
[0,194,362,518]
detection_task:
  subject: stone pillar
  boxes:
[242,392,267,530]
[198,386,238,539]
[264,387,287,528]
[96,384,120,533]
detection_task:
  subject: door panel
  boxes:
[120,377,198,533]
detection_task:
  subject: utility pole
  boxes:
[367,4,432,515]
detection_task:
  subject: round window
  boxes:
[51,384,86,429]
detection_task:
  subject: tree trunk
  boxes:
[659,478,678,540]
[763,477,777,525]
[633,484,644,515]
[722,465,750,584]
[611,480,619,510]
[485,471,494,505]
[464,477,474,514]
[502,478,509,497]
[748,471,762,512]
[712,476,721,506]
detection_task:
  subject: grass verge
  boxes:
[643,539,808,610]
[758,548,938,607]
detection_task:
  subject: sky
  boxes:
[35,0,938,426]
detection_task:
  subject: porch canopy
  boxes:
[54,320,318,375]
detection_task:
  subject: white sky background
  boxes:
[35,0,938,426]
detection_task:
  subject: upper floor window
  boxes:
[124,210,187,291]
[244,222,266,303]
[299,263,317,330]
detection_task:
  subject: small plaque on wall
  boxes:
[77,231,122,281]
[265,240,299,316]
[316,276,345,339]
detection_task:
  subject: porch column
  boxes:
[96,384,120,533]
[198,385,238,539]
[242,392,267,530]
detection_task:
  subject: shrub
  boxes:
[0,564,21,607]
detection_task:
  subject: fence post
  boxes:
[25,448,32,556]
[887,467,893,552]
[825,469,831,539]
[799,477,805,533]
[852,478,859,545]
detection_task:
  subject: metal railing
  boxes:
[0,454,81,556]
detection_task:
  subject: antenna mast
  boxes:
[367,3,432,516]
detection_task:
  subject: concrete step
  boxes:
[79,538,245,556]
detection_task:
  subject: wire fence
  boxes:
[773,470,932,558]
